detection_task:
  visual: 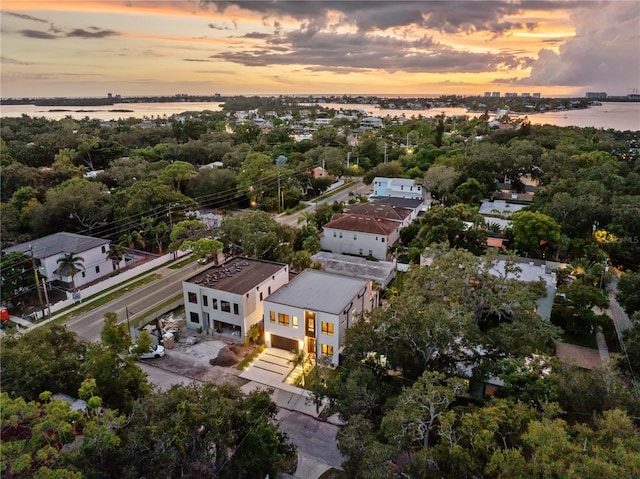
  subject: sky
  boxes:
[1,1,639,98]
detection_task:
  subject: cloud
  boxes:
[183,58,212,62]
[521,2,640,92]
[5,12,48,23]
[19,29,58,39]
[203,1,587,35]
[0,56,33,65]
[213,28,529,74]
[66,28,119,38]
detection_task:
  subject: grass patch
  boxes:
[284,203,308,215]
[168,255,195,269]
[237,344,265,370]
[315,181,355,202]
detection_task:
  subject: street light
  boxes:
[125,306,132,339]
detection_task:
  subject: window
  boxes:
[203,295,208,307]
[339,232,343,238]
[260,292,263,301]
[190,312,199,323]
[270,311,276,323]
[81,271,86,278]
[368,250,373,256]
[381,237,385,243]
[375,236,378,241]
[278,313,290,326]
[233,303,239,315]
[359,248,363,255]
[333,231,336,237]
[101,245,106,253]
[353,234,357,240]
[321,321,334,335]
[221,301,231,313]
[212,298,218,310]
[188,292,198,304]
[268,286,271,294]
[293,316,299,328]
[305,311,316,336]
[95,266,100,274]
[321,344,334,357]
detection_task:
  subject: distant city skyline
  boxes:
[1,1,639,99]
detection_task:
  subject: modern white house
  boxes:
[264,269,373,366]
[320,214,400,260]
[372,177,424,200]
[182,257,289,336]
[1,232,115,291]
[311,251,396,289]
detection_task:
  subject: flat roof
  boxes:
[369,196,424,209]
[186,256,287,294]
[265,269,368,315]
[311,251,396,287]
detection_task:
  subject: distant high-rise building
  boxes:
[532,93,541,99]
[484,92,492,97]
[586,92,607,99]
[521,93,531,98]
[504,92,517,98]
[492,92,500,97]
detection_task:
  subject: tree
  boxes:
[158,160,197,193]
[510,210,561,258]
[616,271,640,317]
[119,229,144,256]
[169,219,208,252]
[182,237,223,264]
[119,383,295,479]
[617,320,640,381]
[0,251,37,303]
[423,165,458,204]
[107,244,124,272]
[0,325,85,401]
[56,252,84,291]
[288,349,309,386]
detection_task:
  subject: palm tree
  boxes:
[119,230,145,257]
[289,349,308,386]
[56,252,85,291]
[108,244,124,272]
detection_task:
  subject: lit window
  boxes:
[293,316,299,328]
[278,313,290,326]
[270,311,275,323]
[321,321,334,336]
[321,344,334,356]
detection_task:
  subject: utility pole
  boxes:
[125,306,132,339]
[29,246,44,315]
[277,174,281,213]
[347,152,350,169]
[41,278,51,319]
[384,143,388,163]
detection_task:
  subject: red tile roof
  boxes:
[323,214,399,235]
[345,203,412,221]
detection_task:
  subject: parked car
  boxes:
[130,343,166,359]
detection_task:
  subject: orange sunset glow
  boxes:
[1,0,638,98]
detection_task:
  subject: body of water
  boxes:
[1,100,638,131]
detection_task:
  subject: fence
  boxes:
[33,250,190,320]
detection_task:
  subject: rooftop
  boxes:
[324,214,399,235]
[186,256,287,294]
[345,203,413,222]
[2,232,110,259]
[265,269,368,315]
[311,251,396,287]
[369,196,425,210]
[478,200,527,217]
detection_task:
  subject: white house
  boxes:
[311,251,396,289]
[2,232,115,291]
[360,116,383,128]
[478,200,527,219]
[372,177,424,200]
[320,214,400,260]
[370,196,429,219]
[264,269,373,366]
[182,257,289,336]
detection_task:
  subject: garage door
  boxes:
[270,334,299,352]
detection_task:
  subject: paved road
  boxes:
[275,179,372,227]
[65,262,203,342]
